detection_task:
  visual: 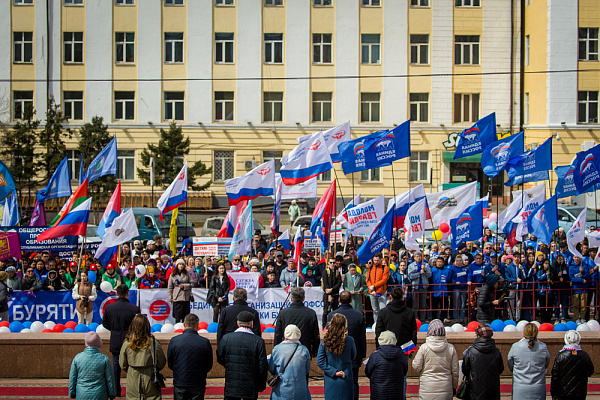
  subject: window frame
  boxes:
[213,150,234,182]
[66,149,81,181]
[360,168,381,182]
[214,91,234,122]
[361,34,381,65]
[12,90,34,121]
[455,0,481,6]
[63,31,84,64]
[164,32,184,64]
[316,169,332,182]
[215,32,234,64]
[578,91,599,124]
[313,0,332,6]
[263,92,283,123]
[164,91,185,121]
[360,92,381,123]
[578,28,599,62]
[313,33,333,64]
[409,93,429,123]
[165,0,184,5]
[215,0,235,5]
[63,91,84,121]
[64,0,84,5]
[524,92,529,125]
[264,33,284,64]
[525,35,530,66]
[114,91,136,121]
[453,93,480,124]
[13,32,33,64]
[361,0,381,7]
[115,32,135,64]
[115,0,135,5]
[263,150,283,173]
[264,0,283,6]
[454,35,480,66]
[117,150,136,181]
[14,0,34,4]
[312,92,333,123]
[410,0,429,7]
[409,151,430,182]
[410,34,429,65]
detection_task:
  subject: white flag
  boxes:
[567,207,587,259]
[343,195,385,236]
[512,193,545,238]
[589,231,600,249]
[273,173,318,200]
[512,182,545,203]
[499,197,524,232]
[426,181,477,228]
[100,208,139,248]
[404,198,428,251]
[337,194,362,226]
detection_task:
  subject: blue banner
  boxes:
[554,162,591,199]
[37,156,72,203]
[453,113,497,159]
[451,202,484,252]
[357,205,395,265]
[8,289,138,324]
[0,160,17,201]
[573,144,600,195]
[505,137,553,186]
[84,137,118,183]
[527,195,558,245]
[481,131,524,178]
[0,226,78,257]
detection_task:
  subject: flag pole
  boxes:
[391,163,397,234]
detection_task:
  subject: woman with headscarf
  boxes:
[550,330,595,400]
[365,330,408,400]
[69,331,116,400]
[268,324,312,400]
[461,324,504,400]
[507,322,550,399]
[412,319,459,400]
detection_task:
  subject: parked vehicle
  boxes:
[200,216,271,237]
[558,206,598,234]
[130,207,195,242]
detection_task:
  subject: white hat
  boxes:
[147,240,155,245]
[284,324,301,341]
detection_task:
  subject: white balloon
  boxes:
[452,324,465,333]
[503,325,518,332]
[173,323,185,331]
[444,326,454,334]
[30,321,44,333]
[44,321,56,330]
[20,328,32,333]
[516,321,529,332]
[100,281,113,293]
[0,327,10,333]
[531,321,541,327]
[96,325,110,333]
[161,324,175,333]
[135,265,146,279]
[576,324,590,332]
[586,320,600,332]
[198,329,208,333]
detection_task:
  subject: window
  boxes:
[313,0,331,5]
[361,93,380,123]
[361,168,380,182]
[114,91,135,121]
[578,91,599,123]
[263,151,282,173]
[64,0,83,4]
[361,34,380,64]
[410,151,429,182]
[13,32,33,63]
[63,32,83,63]
[410,93,429,122]
[265,0,282,5]
[117,150,135,180]
[14,0,33,4]
[362,0,380,6]
[313,34,332,64]
[410,34,429,64]
[66,150,81,180]
[579,28,599,61]
[524,93,529,125]
[455,0,480,6]
[115,0,134,4]
[216,0,234,4]
[214,150,234,181]
[13,91,33,120]
[455,35,480,65]
[116,32,135,63]
[316,169,331,181]
[312,92,332,122]
[214,92,234,121]
[164,91,184,121]
[264,33,283,64]
[215,33,234,63]
[525,35,530,66]
[63,91,83,120]
[454,93,480,123]
[165,33,183,63]
[263,92,283,122]
[165,0,183,4]
[411,0,429,6]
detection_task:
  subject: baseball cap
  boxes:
[276,251,284,257]
[147,240,155,245]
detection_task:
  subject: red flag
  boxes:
[310,181,336,252]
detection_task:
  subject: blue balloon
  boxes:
[504,319,517,326]
[566,321,578,331]
[554,323,568,332]
[63,328,75,333]
[264,327,275,333]
[207,323,219,333]
[88,271,97,284]
[151,324,163,333]
[75,324,90,333]
[9,321,23,333]
[88,323,100,332]
[491,320,505,332]
[22,321,32,329]
[419,324,430,333]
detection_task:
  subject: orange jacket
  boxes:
[367,264,390,294]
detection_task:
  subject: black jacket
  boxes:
[216,299,262,343]
[321,267,342,294]
[551,348,594,399]
[167,329,213,388]
[216,330,268,398]
[42,275,64,291]
[328,304,367,368]
[462,337,504,400]
[0,281,8,313]
[476,284,495,323]
[375,299,417,348]
[274,302,320,356]
[365,345,408,400]
[208,275,230,306]
[102,297,141,354]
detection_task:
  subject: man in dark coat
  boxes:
[274,287,320,357]
[217,311,268,400]
[327,290,367,400]
[462,324,504,400]
[321,255,342,326]
[476,274,500,324]
[217,288,261,343]
[375,286,418,348]
[102,284,140,397]
[365,330,408,400]
[168,314,213,400]
[551,330,594,400]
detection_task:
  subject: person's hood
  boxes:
[386,299,408,314]
[182,238,192,248]
[377,344,404,360]
[472,337,497,353]
[425,335,449,352]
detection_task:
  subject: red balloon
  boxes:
[261,326,266,332]
[53,324,66,332]
[0,321,9,328]
[416,319,422,331]
[42,329,53,333]
[174,329,184,333]
[439,223,450,233]
[198,322,209,330]
[467,321,480,331]
[465,327,475,332]
[539,323,554,332]
[65,321,77,330]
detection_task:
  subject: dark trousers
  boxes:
[538,293,554,323]
[413,288,428,321]
[173,301,191,323]
[322,294,339,326]
[585,288,596,321]
[352,366,359,400]
[432,296,448,320]
[213,302,227,322]
[111,352,121,396]
[174,386,206,400]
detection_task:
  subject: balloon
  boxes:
[566,321,578,331]
[63,328,75,333]
[161,324,175,333]
[264,327,275,333]
[173,323,185,331]
[65,321,77,330]
[439,222,450,233]
[483,218,490,228]
[516,321,529,332]
[75,324,90,333]
[577,324,590,332]
[207,323,219,333]
[42,329,53,333]
[442,231,450,240]
[151,324,163,333]
[554,323,568,332]
[88,271,97,284]
[467,321,480,331]
[20,328,32,333]
[135,265,146,279]
[0,321,9,328]
[451,323,464,333]
[87,323,100,332]
[44,321,56,330]
[416,319,422,331]
[531,321,540,327]
[198,322,209,330]
[444,326,453,334]
[586,320,600,331]
[503,325,518,332]
[22,321,32,329]
[488,213,498,222]
[9,321,24,333]
[504,319,517,326]
[539,323,554,332]
[491,320,505,332]
[30,321,44,333]
[419,324,429,333]
[432,230,443,241]
[96,325,109,333]
[198,329,208,333]
[53,324,66,333]
[174,329,184,333]
[0,326,11,333]
[489,222,498,231]
[100,281,113,293]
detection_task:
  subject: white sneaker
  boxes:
[576,319,582,325]
[561,319,566,324]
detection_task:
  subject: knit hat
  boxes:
[146,266,155,273]
[427,319,446,337]
[0,271,6,282]
[564,330,581,346]
[284,324,301,341]
[476,324,494,338]
[5,266,16,273]
[147,259,157,267]
[84,331,103,348]
[237,311,254,323]
[378,330,397,346]
[175,258,186,266]
[486,273,499,286]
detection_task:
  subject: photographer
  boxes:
[477,274,500,324]
[72,270,97,326]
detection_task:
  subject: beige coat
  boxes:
[412,336,459,400]
[167,271,192,303]
[119,338,166,400]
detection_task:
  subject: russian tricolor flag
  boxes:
[401,341,417,355]
[270,180,282,237]
[97,181,121,239]
[218,200,248,238]
[37,198,92,242]
[225,160,275,206]
[293,226,303,270]
[157,162,187,220]
[387,184,428,229]
[280,132,333,186]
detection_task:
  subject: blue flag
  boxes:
[357,205,395,265]
[78,153,84,186]
[450,201,484,252]
[0,160,17,201]
[573,144,600,195]
[36,156,72,203]
[0,190,19,226]
[481,131,524,177]
[338,120,411,175]
[554,162,592,199]
[83,137,118,183]
[504,137,553,186]
[453,113,497,159]
[527,195,558,245]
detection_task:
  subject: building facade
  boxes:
[1,0,598,208]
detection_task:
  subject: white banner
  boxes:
[343,195,385,236]
[426,181,477,228]
[274,174,318,200]
[512,182,546,202]
[567,208,587,259]
[192,237,232,256]
[512,193,545,238]
[140,287,325,327]
[404,198,428,251]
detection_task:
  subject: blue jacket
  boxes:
[431,267,451,297]
[407,261,432,290]
[450,265,468,290]
[569,262,590,294]
[69,347,116,400]
[269,341,312,400]
[583,256,598,286]
[536,269,552,296]
[484,262,505,279]
[167,329,213,388]
[467,262,485,284]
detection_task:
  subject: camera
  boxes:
[497,281,516,302]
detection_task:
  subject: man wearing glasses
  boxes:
[21,268,42,292]
[321,255,342,326]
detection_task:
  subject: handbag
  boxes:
[267,343,299,388]
[455,379,469,399]
[152,337,166,390]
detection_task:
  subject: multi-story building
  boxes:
[1,0,598,208]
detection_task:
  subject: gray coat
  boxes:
[167,271,193,303]
[507,338,550,400]
[342,272,366,311]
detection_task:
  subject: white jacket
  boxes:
[412,336,459,400]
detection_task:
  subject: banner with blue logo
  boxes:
[357,205,395,265]
[450,201,484,252]
[505,137,553,186]
[573,144,600,195]
[453,113,497,159]
[554,162,591,199]
[481,131,524,178]
[8,290,138,324]
[0,226,78,257]
[527,195,558,245]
